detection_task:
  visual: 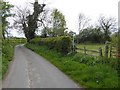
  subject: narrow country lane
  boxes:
[2,45,82,88]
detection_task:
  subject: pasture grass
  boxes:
[26,43,119,88]
[76,44,104,50]
[76,44,105,55]
[76,43,117,58]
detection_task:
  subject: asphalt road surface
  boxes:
[2,45,81,88]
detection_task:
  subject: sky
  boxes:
[5,0,120,37]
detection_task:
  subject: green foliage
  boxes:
[72,53,118,69]
[30,36,41,44]
[111,32,118,44]
[26,43,119,88]
[117,31,120,49]
[0,1,14,39]
[76,27,104,43]
[41,28,48,38]
[40,36,72,55]
[51,9,66,36]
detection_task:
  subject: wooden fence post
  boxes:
[110,46,112,58]
[84,46,86,55]
[99,47,103,57]
[105,41,109,58]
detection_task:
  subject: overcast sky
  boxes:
[6,0,120,37]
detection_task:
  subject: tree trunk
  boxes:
[2,32,6,39]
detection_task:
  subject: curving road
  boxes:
[2,45,81,88]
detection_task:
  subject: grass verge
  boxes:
[25,43,119,88]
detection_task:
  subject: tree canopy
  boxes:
[0,1,14,39]
[51,9,66,36]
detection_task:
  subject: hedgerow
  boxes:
[39,36,72,55]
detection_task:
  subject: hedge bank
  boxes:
[30,36,72,55]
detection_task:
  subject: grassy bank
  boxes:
[1,38,26,79]
[26,43,118,88]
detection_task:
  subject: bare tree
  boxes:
[37,9,53,37]
[78,13,90,34]
[13,6,30,30]
[98,16,116,41]
[38,9,52,28]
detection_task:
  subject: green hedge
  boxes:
[30,36,41,44]
[39,36,72,55]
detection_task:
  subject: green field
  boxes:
[76,44,105,50]
[26,43,119,88]
[76,44,105,57]
[76,43,117,58]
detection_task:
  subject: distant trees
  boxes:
[77,26,104,43]
[0,1,14,39]
[2,0,117,44]
[76,14,117,43]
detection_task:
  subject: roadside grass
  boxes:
[25,43,119,88]
[1,38,26,79]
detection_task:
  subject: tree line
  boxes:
[77,13,117,43]
[1,0,118,44]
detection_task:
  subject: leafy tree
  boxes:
[51,9,66,36]
[0,1,14,39]
[76,26,104,43]
[98,16,116,42]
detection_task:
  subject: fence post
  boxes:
[110,46,112,58]
[84,46,86,55]
[105,41,109,58]
[99,47,103,57]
